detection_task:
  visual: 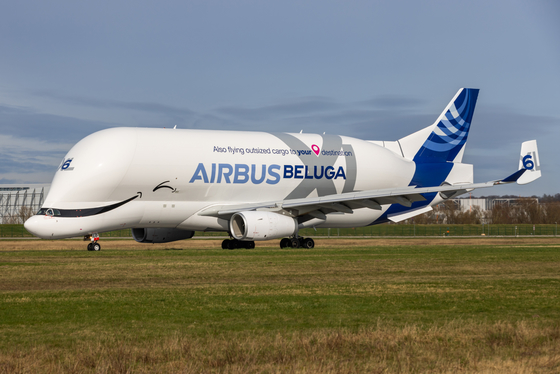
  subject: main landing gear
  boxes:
[85,233,101,251]
[221,237,315,250]
[222,239,255,250]
[279,237,314,249]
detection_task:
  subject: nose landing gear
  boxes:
[85,233,101,251]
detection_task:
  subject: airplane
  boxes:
[24,88,542,250]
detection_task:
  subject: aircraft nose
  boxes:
[24,215,49,239]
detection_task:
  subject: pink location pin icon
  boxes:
[311,144,320,156]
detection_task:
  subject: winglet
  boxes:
[517,140,541,185]
[497,169,526,184]
[494,140,541,185]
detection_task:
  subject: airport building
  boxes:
[450,197,539,213]
[0,184,50,224]
[452,198,489,212]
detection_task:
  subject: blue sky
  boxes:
[1,0,559,196]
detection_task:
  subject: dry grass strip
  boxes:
[0,320,559,373]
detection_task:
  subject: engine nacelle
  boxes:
[131,228,195,243]
[230,211,298,241]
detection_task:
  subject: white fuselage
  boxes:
[25,127,420,239]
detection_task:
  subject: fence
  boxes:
[0,188,45,224]
[300,224,558,237]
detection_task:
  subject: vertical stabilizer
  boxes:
[399,88,479,163]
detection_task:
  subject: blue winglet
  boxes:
[499,169,526,184]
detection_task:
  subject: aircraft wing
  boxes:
[199,179,503,219]
[199,139,539,222]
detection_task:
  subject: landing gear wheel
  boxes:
[222,239,255,250]
[290,238,300,248]
[280,238,290,249]
[303,238,315,249]
[222,239,238,250]
[87,233,100,251]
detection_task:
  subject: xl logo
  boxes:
[60,158,74,171]
[522,152,540,171]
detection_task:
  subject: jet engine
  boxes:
[132,228,195,243]
[229,211,297,241]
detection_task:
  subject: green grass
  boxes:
[2,243,560,336]
[1,239,560,372]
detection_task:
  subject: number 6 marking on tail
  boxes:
[522,154,534,170]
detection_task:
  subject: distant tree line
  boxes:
[413,195,560,225]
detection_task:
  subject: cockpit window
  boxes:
[36,208,61,216]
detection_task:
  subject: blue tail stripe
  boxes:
[423,140,460,152]
[413,88,479,163]
[454,92,469,114]
[435,126,467,139]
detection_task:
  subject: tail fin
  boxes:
[399,88,479,163]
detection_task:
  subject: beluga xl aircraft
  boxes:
[25,88,541,250]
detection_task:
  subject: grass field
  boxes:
[1,238,560,373]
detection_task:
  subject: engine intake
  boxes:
[132,228,194,243]
[230,211,297,241]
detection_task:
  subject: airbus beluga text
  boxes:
[24,89,542,250]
